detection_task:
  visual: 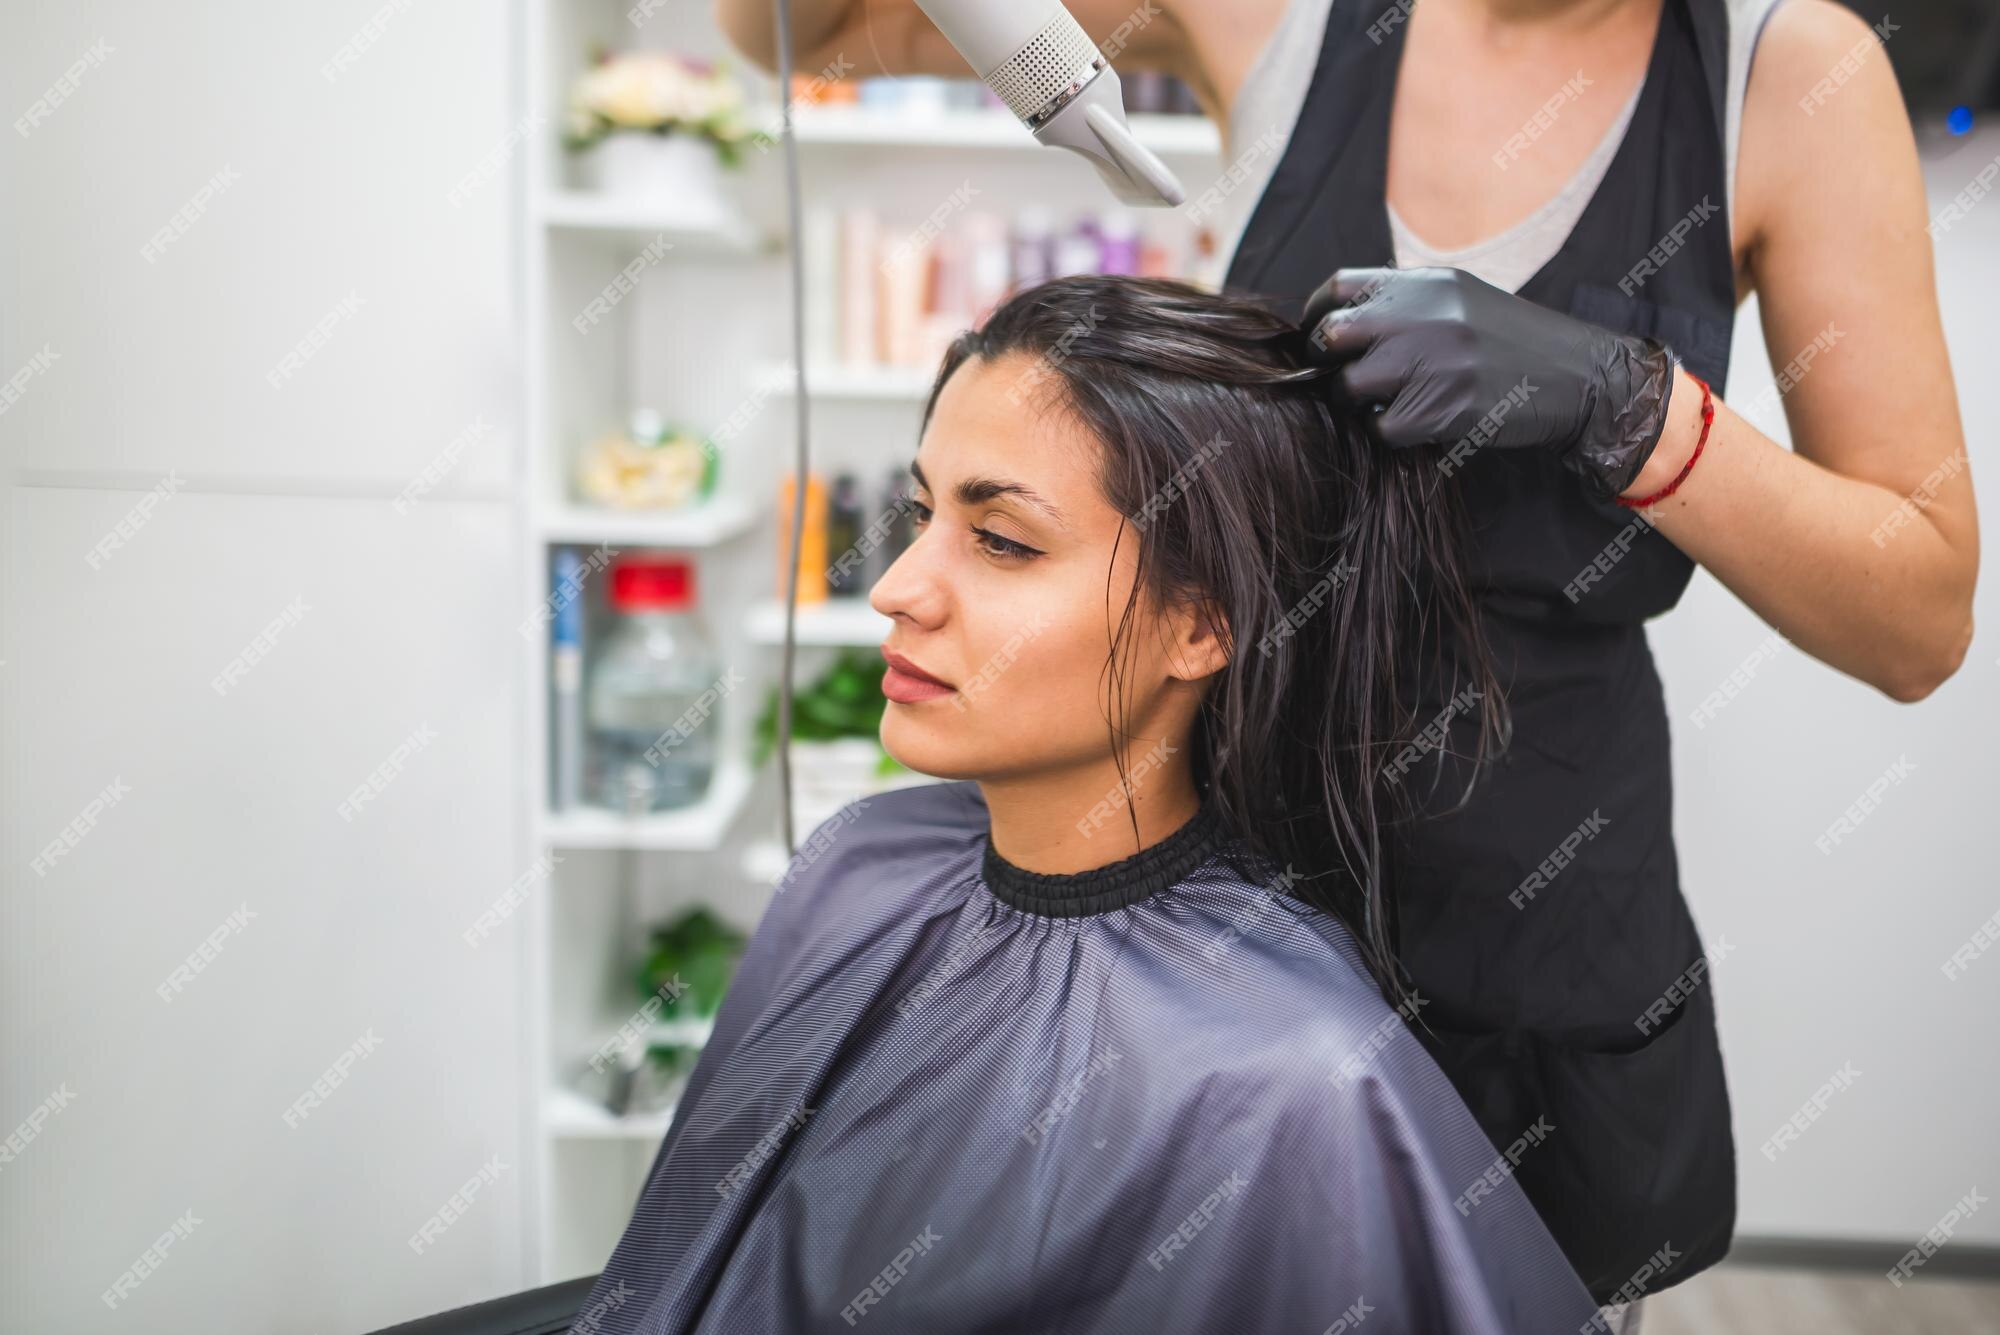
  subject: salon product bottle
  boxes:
[585,558,717,814]
[1188,225,1223,293]
[965,213,1011,327]
[804,207,841,368]
[923,229,971,364]
[826,473,865,598]
[840,210,879,366]
[788,72,831,107]
[1099,212,1141,275]
[879,229,929,367]
[1010,207,1055,290]
[866,466,915,587]
[778,472,829,604]
[1053,221,1100,278]
[859,77,900,112]
[900,77,950,118]
[550,546,585,812]
[1121,70,1147,114]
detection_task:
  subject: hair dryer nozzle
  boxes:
[914,0,1188,208]
[1033,72,1186,208]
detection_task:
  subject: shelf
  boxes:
[539,760,753,851]
[741,772,950,885]
[543,1086,677,1141]
[750,362,934,402]
[537,191,767,251]
[543,1012,715,1141]
[648,1015,718,1048]
[741,839,791,886]
[747,598,890,647]
[773,107,1221,157]
[535,496,758,548]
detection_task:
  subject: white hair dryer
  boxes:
[912,0,1187,207]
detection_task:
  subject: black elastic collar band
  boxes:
[982,800,1225,918]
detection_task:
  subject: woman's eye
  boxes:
[905,498,1035,560]
[974,527,1040,560]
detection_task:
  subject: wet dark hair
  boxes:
[920,274,1510,1005]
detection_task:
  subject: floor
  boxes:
[1646,1264,2000,1334]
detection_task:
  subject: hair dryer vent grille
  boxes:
[985,10,1105,124]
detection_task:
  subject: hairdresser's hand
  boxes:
[1301,266,1679,502]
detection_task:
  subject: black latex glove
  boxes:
[1301,266,1680,502]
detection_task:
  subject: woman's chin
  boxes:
[880,710,981,782]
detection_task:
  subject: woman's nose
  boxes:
[869,527,947,628]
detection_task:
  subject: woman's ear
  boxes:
[1162,596,1232,684]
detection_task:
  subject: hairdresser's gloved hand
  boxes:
[1301,266,1680,502]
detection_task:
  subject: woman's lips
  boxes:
[881,649,955,705]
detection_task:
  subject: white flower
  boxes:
[567,50,749,150]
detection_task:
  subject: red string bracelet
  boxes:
[1617,373,1713,509]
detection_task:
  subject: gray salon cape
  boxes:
[574,781,1600,1334]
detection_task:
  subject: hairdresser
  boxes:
[714,0,1977,1314]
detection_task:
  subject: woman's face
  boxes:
[870,351,1225,783]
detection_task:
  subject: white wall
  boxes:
[1,2,531,1332]
[1661,123,2000,1248]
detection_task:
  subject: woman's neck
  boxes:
[979,757,1202,877]
[1451,0,1634,33]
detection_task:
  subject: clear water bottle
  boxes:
[587,557,718,813]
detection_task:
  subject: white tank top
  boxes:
[1212,0,1786,293]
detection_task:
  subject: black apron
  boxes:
[1224,0,1737,1304]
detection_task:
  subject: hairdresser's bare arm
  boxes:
[713,0,1212,106]
[1624,0,1977,702]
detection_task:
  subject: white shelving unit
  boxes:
[750,360,935,402]
[536,191,770,249]
[542,1086,680,1141]
[745,597,893,647]
[518,0,1224,1285]
[536,759,755,852]
[778,104,1220,154]
[533,493,759,547]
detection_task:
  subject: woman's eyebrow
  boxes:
[909,459,1068,530]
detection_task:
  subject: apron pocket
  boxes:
[1526,987,1721,1298]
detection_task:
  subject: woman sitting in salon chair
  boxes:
[379,274,1607,1334]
